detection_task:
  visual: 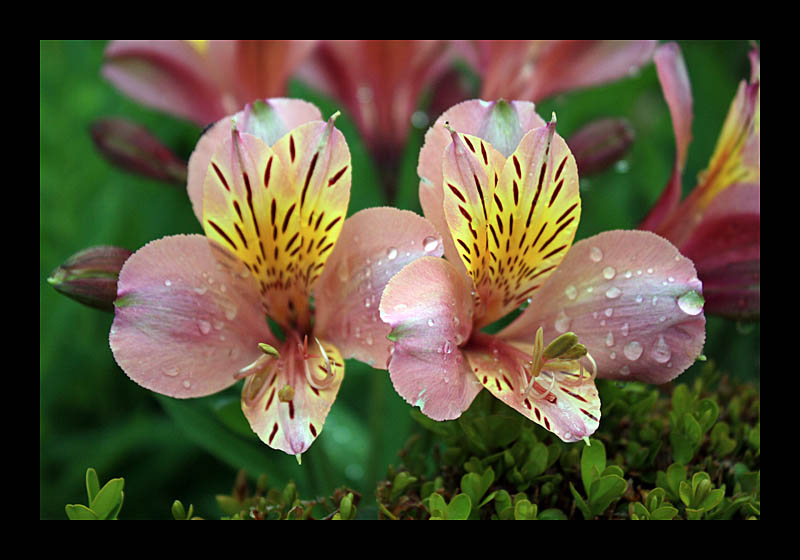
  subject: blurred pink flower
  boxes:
[641,43,760,320]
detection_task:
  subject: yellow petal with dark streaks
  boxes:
[441,128,506,305]
[202,129,305,330]
[481,120,581,326]
[271,114,352,297]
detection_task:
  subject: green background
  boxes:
[40,40,759,519]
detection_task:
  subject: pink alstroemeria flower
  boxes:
[102,40,318,126]
[109,98,444,457]
[461,40,658,102]
[295,40,454,198]
[641,43,760,320]
[379,100,706,442]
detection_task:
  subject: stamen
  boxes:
[304,337,336,390]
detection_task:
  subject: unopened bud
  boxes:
[90,117,188,184]
[568,118,634,176]
[48,246,132,312]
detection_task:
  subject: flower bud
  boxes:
[89,117,188,184]
[568,118,634,176]
[48,246,132,312]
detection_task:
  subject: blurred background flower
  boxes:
[40,40,759,519]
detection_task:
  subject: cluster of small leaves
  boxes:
[212,470,359,520]
[377,361,759,520]
[67,468,358,520]
[65,468,125,520]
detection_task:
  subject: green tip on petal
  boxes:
[295,454,303,466]
[583,436,591,446]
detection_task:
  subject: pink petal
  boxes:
[476,40,657,102]
[464,333,600,442]
[102,40,229,126]
[640,42,694,232]
[500,230,706,384]
[241,338,344,455]
[679,183,759,319]
[379,257,480,420]
[110,234,276,398]
[313,207,444,367]
[418,99,545,276]
[186,99,321,224]
[234,40,318,105]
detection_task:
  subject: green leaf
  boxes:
[695,399,719,433]
[569,482,593,520]
[630,502,649,520]
[85,468,100,503]
[447,493,472,520]
[513,498,537,520]
[65,504,99,520]
[588,475,627,516]
[581,438,606,493]
[390,472,418,502]
[460,467,494,507]
[671,413,702,464]
[90,478,124,520]
[650,505,679,520]
[537,508,567,520]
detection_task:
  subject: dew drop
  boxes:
[602,266,616,280]
[164,279,172,287]
[394,303,408,311]
[605,286,622,299]
[647,267,654,274]
[364,297,371,309]
[365,334,374,346]
[198,320,211,335]
[225,306,238,321]
[623,341,643,361]
[589,246,603,262]
[386,247,398,260]
[182,379,192,389]
[554,310,571,333]
[163,368,179,377]
[605,332,615,347]
[635,295,643,303]
[565,285,577,300]
[624,270,632,279]
[621,322,630,336]
[610,351,616,360]
[604,308,613,317]
[619,366,631,376]
[677,290,704,316]
[423,236,439,252]
[427,318,435,327]
[650,335,672,363]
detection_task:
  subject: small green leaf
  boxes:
[696,399,719,433]
[569,482,593,520]
[650,505,679,520]
[447,493,472,520]
[65,504,99,520]
[460,467,494,507]
[90,478,125,520]
[85,468,100,503]
[581,438,606,493]
[537,508,567,520]
[513,498,537,520]
[391,472,418,502]
[588,475,627,516]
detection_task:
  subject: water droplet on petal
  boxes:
[427,318,435,327]
[394,303,408,311]
[565,285,577,300]
[555,310,571,333]
[590,246,603,262]
[621,322,629,336]
[164,279,172,287]
[163,368,179,377]
[605,286,622,299]
[423,236,439,252]
[198,320,211,334]
[603,266,616,279]
[623,341,643,361]
[364,297,371,309]
[386,247,398,260]
[365,334,374,346]
[605,332,615,347]
[183,379,192,389]
[677,290,704,316]
[194,286,207,295]
[650,335,672,363]
[604,307,613,317]
[619,366,631,376]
